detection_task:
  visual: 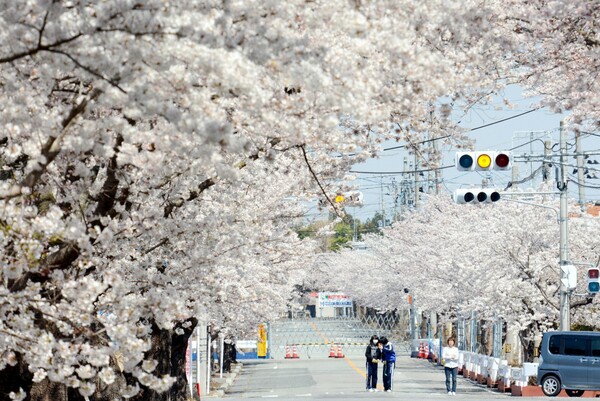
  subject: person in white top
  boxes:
[442,338,459,395]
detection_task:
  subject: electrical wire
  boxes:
[510,138,551,151]
[564,163,600,174]
[568,177,600,190]
[377,109,544,153]
[350,165,454,175]
[383,135,451,151]
[467,108,541,132]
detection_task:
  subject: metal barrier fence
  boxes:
[268,316,411,360]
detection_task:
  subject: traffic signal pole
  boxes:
[558,120,571,331]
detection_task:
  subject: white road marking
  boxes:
[296,394,312,397]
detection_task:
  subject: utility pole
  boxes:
[543,140,552,183]
[575,131,586,213]
[433,138,441,195]
[380,176,385,228]
[414,151,419,209]
[388,179,399,222]
[352,205,358,242]
[559,120,571,332]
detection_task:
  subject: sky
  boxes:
[342,85,600,222]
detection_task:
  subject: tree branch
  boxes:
[0,33,83,64]
[300,145,341,218]
[509,250,559,310]
[45,49,126,93]
[142,237,170,256]
[0,88,102,200]
[37,10,50,48]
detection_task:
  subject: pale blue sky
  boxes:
[345,85,600,221]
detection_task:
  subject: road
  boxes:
[222,355,546,400]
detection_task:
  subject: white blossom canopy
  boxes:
[1,0,599,397]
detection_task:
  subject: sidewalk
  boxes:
[395,355,496,396]
[205,363,243,398]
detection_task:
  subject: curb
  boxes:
[206,363,243,398]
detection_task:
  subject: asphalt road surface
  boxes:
[222,355,548,400]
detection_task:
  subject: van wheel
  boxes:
[565,390,584,397]
[541,375,561,397]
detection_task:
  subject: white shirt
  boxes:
[442,346,459,368]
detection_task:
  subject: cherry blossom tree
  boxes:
[318,195,600,342]
[1,0,599,400]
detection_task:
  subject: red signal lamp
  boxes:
[495,153,510,169]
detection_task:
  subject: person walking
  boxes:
[442,337,459,395]
[378,336,396,392]
[365,335,381,392]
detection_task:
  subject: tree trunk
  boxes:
[0,352,34,401]
[420,312,429,338]
[480,320,494,356]
[170,318,198,401]
[129,318,198,401]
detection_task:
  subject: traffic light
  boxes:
[334,191,364,206]
[453,188,501,204]
[587,267,600,294]
[455,151,511,171]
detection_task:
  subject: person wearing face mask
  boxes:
[378,336,396,392]
[365,335,382,392]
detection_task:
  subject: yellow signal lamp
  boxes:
[335,195,345,203]
[477,153,492,169]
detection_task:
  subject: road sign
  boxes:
[318,292,353,308]
[560,264,577,290]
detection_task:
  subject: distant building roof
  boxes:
[569,204,600,218]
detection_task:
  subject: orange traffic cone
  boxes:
[285,344,292,359]
[328,343,336,358]
[418,342,424,358]
[424,343,430,359]
[336,343,344,358]
[292,344,299,359]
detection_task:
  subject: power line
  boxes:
[568,177,600,190]
[381,109,543,152]
[350,165,454,175]
[510,138,551,151]
[466,108,541,132]
[383,135,451,151]
[335,108,546,159]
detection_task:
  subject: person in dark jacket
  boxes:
[378,336,396,392]
[365,335,382,392]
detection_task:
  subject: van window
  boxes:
[591,339,600,357]
[564,336,587,356]
[549,335,561,354]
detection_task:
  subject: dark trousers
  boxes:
[445,367,457,392]
[366,362,378,389]
[382,361,395,390]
